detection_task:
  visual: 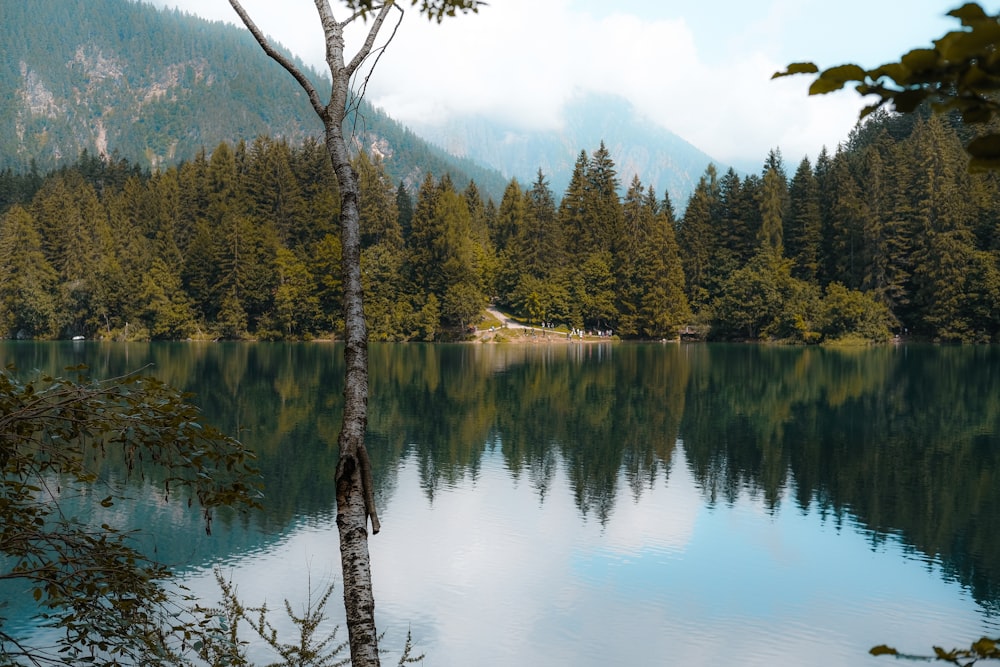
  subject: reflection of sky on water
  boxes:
[178,444,991,667]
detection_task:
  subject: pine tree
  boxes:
[638,196,691,338]
[559,150,590,260]
[584,141,623,255]
[757,155,787,255]
[0,205,58,338]
[786,157,822,283]
[677,165,719,313]
[615,175,654,336]
[247,135,306,247]
[493,178,525,255]
[395,181,414,242]
[907,115,979,339]
[508,170,567,324]
[824,153,865,289]
[354,150,401,250]
[273,246,320,338]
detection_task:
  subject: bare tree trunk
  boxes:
[226,2,394,665]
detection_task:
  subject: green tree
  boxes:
[493,178,527,305]
[677,165,719,313]
[757,153,787,255]
[0,366,260,665]
[355,149,401,250]
[819,281,894,341]
[786,157,823,282]
[615,175,655,336]
[273,247,321,338]
[140,255,196,340]
[638,195,691,338]
[0,205,58,338]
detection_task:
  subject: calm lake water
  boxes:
[3,341,999,666]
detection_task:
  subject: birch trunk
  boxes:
[226,2,393,665]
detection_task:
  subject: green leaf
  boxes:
[772,62,819,79]
[809,64,868,94]
[859,102,884,118]
[948,2,989,26]
[892,88,931,113]
[933,646,956,660]
[809,77,848,95]
[870,62,911,85]
[900,48,941,73]
[966,133,1000,157]
[972,637,998,656]
[935,25,1000,62]
[33,587,42,601]
[823,63,868,82]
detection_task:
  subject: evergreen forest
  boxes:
[1,108,999,343]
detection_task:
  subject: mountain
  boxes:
[0,0,509,198]
[407,92,728,207]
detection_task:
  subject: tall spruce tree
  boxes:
[0,205,58,338]
[786,157,822,283]
[677,165,719,313]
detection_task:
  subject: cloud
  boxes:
[149,0,972,172]
[341,0,864,168]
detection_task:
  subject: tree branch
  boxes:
[227,0,329,120]
[345,3,399,78]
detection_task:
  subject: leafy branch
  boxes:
[774,3,1000,170]
[871,637,1000,665]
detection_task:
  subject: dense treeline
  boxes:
[1,108,999,342]
[681,109,1000,343]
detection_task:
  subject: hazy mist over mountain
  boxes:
[408,92,730,206]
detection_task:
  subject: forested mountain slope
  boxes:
[0,0,508,197]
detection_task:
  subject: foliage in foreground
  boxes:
[871,637,1000,665]
[775,3,1000,171]
[194,568,423,667]
[0,364,261,665]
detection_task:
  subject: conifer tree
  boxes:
[757,154,787,255]
[140,254,196,339]
[615,175,654,336]
[711,167,749,292]
[273,246,320,338]
[493,178,525,255]
[508,170,566,324]
[677,165,719,313]
[908,115,978,339]
[0,205,57,338]
[638,191,691,338]
[559,150,590,260]
[824,153,865,289]
[248,135,306,247]
[786,157,822,283]
[354,150,401,250]
[584,141,623,255]
[395,181,414,242]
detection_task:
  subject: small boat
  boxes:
[71,335,85,341]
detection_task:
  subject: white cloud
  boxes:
[150,0,987,171]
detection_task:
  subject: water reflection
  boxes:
[3,341,999,664]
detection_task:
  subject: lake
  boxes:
[2,341,999,666]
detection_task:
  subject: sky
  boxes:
[150,0,998,172]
